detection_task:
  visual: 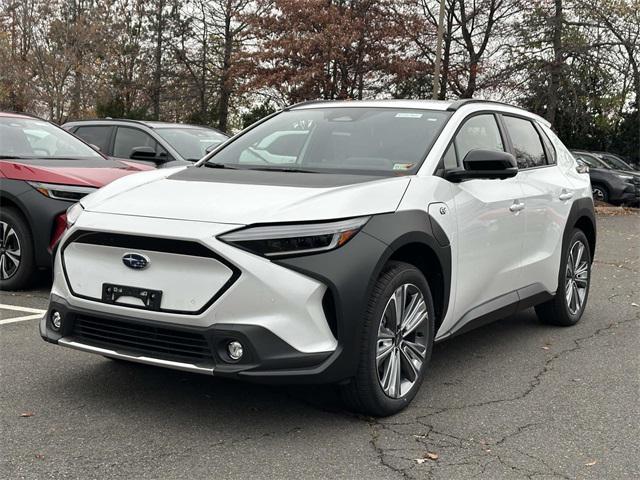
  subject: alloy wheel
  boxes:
[376,283,428,398]
[592,187,605,202]
[565,240,589,315]
[0,221,21,280]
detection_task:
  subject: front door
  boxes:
[443,113,526,335]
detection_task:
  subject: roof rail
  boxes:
[65,117,151,126]
[446,98,516,111]
[284,99,333,110]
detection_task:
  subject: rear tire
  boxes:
[340,261,435,417]
[0,207,35,291]
[535,229,591,326]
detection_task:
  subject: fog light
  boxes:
[51,311,62,330]
[227,341,243,361]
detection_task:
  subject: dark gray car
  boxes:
[64,119,229,168]
[571,150,640,205]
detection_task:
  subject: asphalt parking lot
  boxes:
[1,213,638,480]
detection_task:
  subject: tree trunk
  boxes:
[546,0,563,125]
[439,4,454,100]
[217,1,233,132]
[152,0,164,120]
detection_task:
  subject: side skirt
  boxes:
[436,284,554,342]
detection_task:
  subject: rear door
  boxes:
[445,113,527,332]
[500,114,575,295]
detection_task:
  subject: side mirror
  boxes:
[130,146,161,162]
[445,149,518,182]
[89,143,100,152]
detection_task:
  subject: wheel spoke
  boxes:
[573,243,584,271]
[574,262,588,277]
[572,282,581,311]
[401,300,427,337]
[400,342,424,382]
[402,339,427,359]
[393,286,406,330]
[392,349,402,397]
[381,349,401,398]
[5,251,20,267]
[376,339,394,366]
[0,256,9,280]
[0,222,5,246]
[567,250,575,276]
[565,279,574,307]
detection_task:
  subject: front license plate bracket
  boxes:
[102,284,163,310]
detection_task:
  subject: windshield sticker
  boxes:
[395,113,423,118]
[393,163,415,171]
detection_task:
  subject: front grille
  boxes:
[72,315,213,363]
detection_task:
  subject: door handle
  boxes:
[509,201,525,213]
[559,191,574,201]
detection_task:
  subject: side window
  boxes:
[503,116,547,169]
[74,126,113,153]
[538,125,556,164]
[443,144,457,170]
[113,127,167,159]
[454,114,505,164]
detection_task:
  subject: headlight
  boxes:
[66,202,84,228]
[616,174,634,181]
[220,216,370,258]
[28,182,97,201]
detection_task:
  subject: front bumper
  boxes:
[41,295,334,381]
[609,178,640,205]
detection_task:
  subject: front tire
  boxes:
[340,261,435,416]
[535,229,591,326]
[591,184,608,203]
[0,207,35,291]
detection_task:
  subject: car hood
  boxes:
[0,158,151,187]
[82,166,412,225]
[591,167,640,178]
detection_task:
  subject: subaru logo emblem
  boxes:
[122,253,150,270]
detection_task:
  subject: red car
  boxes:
[0,112,151,290]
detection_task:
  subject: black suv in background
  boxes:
[64,120,228,168]
[571,150,640,205]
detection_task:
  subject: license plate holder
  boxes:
[102,283,163,310]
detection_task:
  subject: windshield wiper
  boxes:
[202,162,239,169]
[247,166,319,174]
[0,155,29,159]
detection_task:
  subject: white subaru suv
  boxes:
[42,99,595,416]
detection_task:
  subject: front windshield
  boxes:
[598,154,634,171]
[203,107,452,175]
[574,153,608,169]
[155,127,227,161]
[0,117,103,160]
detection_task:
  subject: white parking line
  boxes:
[0,313,43,325]
[0,303,46,325]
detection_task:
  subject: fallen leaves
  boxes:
[415,451,439,463]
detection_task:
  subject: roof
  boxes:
[288,98,550,127]
[289,99,453,111]
[0,111,36,119]
[64,118,225,133]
